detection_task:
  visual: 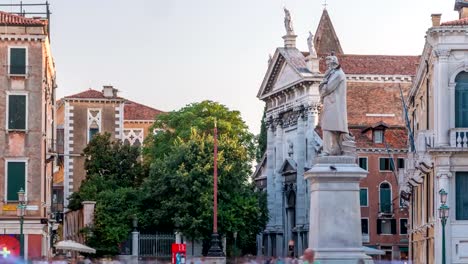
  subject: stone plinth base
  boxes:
[305,156,373,264]
[205,257,226,264]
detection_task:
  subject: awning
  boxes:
[55,240,96,254]
[363,246,385,255]
[400,246,409,252]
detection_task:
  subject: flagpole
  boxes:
[207,118,224,257]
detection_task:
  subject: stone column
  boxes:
[132,231,139,258]
[296,112,306,226]
[266,124,276,228]
[434,49,451,147]
[275,121,284,256]
[305,156,372,264]
[436,164,453,264]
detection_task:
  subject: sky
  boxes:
[17,0,459,134]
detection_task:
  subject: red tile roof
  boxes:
[124,100,163,121]
[0,11,45,26]
[64,89,122,99]
[350,127,408,149]
[319,54,420,75]
[441,17,468,26]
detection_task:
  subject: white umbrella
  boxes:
[363,246,385,255]
[55,240,96,254]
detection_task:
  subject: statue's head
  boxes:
[325,53,339,69]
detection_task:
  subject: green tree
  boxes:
[142,101,267,254]
[68,133,146,256]
[256,105,267,162]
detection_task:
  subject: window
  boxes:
[361,218,369,235]
[358,157,368,170]
[87,109,101,143]
[377,219,396,235]
[123,129,144,146]
[374,130,383,143]
[7,94,27,130]
[379,182,392,213]
[397,158,405,169]
[455,72,468,128]
[360,188,368,207]
[456,172,468,220]
[6,161,26,201]
[400,219,408,235]
[9,47,27,75]
[379,158,395,171]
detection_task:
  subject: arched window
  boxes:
[455,72,468,127]
[379,182,392,213]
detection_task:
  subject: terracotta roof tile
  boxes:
[64,89,122,99]
[124,100,163,121]
[0,11,45,26]
[441,17,468,26]
[320,54,420,75]
[350,127,408,149]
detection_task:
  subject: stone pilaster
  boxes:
[266,124,276,228]
[295,113,306,226]
[275,122,284,227]
[433,49,451,147]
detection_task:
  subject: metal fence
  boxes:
[139,233,175,258]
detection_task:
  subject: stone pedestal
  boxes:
[304,156,373,264]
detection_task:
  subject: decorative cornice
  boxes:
[124,120,154,124]
[357,148,408,153]
[0,34,46,41]
[346,74,413,83]
[436,171,453,179]
[63,98,125,104]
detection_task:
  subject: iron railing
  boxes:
[139,233,175,258]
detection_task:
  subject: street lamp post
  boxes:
[17,188,26,259]
[233,232,237,264]
[439,189,449,264]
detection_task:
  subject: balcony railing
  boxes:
[379,202,393,215]
[450,128,468,148]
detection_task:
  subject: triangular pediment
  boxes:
[279,158,297,175]
[257,49,307,99]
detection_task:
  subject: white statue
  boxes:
[284,8,294,35]
[307,31,317,58]
[319,54,351,156]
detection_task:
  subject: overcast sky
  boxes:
[29,0,459,134]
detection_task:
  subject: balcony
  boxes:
[450,128,468,148]
[378,202,393,217]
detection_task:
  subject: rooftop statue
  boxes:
[307,31,317,58]
[284,8,294,35]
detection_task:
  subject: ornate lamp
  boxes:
[439,204,450,221]
[17,188,25,203]
[439,189,448,205]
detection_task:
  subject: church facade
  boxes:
[254,8,418,260]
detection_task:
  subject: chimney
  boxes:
[431,14,442,27]
[455,0,468,19]
[102,85,117,98]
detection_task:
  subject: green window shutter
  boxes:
[456,172,468,220]
[8,95,26,130]
[7,162,26,201]
[360,189,368,206]
[379,158,385,170]
[455,72,468,127]
[390,158,395,171]
[10,48,26,75]
[89,128,99,141]
[390,219,397,234]
[380,186,391,213]
[359,158,367,170]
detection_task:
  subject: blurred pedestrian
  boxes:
[302,248,318,264]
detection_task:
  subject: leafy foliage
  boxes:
[68,133,146,256]
[142,101,268,254]
[256,105,267,162]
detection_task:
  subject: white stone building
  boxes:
[400,1,468,263]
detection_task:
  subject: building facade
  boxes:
[0,12,57,259]
[52,87,162,220]
[401,1,468,263]
[254,9,417,260]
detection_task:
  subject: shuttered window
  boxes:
[8,95,26,130]
[377,219,396,235]
[455,72,468,128]
[361,219,369,235]
[358,157,368,170]
[379,158,395,171]
[9,48,26,75]
[380,183,392,213]
[456,172,468,220]
[360,188,368,207]
[400,219,408,235]
[7,161,26,201]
